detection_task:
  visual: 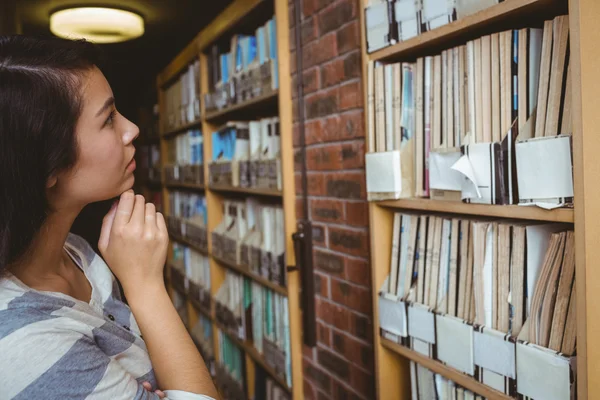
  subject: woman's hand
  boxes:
[142,381,166,398]
[98,190,168,298]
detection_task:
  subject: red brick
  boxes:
[316,297,335,325]
[319,0,356,36]
[307,143,342,171]
[302,17,318,43]
[340,80,363,110]
[293,124,301,147]
[340,140,365,169]
[289,26,296,52]
[344,50,362,80]
[296,197,305,220]
[303,0,317,17]
[350,312,373,342]
[325,171,366,199]
[315,271,331,297]
[317,298,350,332]
[345,200,368,227]
[290,50,297,74]
[304,381,317,400]
[304,119,323,145]
[345,256,370,286]
[349,365,375,398]
[303,33,337,69]
[317,391,331,400]
[318,321,332,347]
[311,198,345,222]
[306,172,326,195]
[315,0,335,11]
[318,110,364,143]
[305,87,339,120]
[304,67,320,94]
[331,278,372,314]
[318,348,350,379]
[304,359,333,393]
[321,58,345,88]
[294,148,303,170]
[332,303,351,332]
[289,1,296,28]
[328,226,368,257]
[337,20,360,55]
[332,331,374,372]
[314,249,345,276]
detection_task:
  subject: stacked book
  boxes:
[254,363,291,400]
[410,362,484,400]
[171,242,211,312]
[366,16,573,207]
[379,212,576,395]
[209,118,281,191]
[214,271,292,388]
[215,329,246,400]
[212,199,286,287]
[190,314,216,377]
[164,129,204,185]
[167,191,208,252]
[364,0,501,53]
[205,16,278,112]
[163,59,201,131]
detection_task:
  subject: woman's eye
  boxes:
[105,110,116,127]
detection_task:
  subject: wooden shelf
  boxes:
[204,91,279,122]
[377,199,574,223]
[161,118,203,138]
[381,339,512,400]
[166,182,206,191]
[212,254,288,296]
[209,184,283,198]
[368,0,561,62]
[169,233,209,256]
[214,319,292,394]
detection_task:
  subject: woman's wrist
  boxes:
[123,279,168,307]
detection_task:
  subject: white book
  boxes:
[275,206,285,256]
[437,219,451,313]
[389,213,402,294]
[262,207,274,253]
[365,2,390,53]
[232,122,250,161]
[528,28,544,117]
[396,214,411,297]
[249,121,262,161]
[385,64,395,151]
[260,118,271,159]
[467,41,476,141]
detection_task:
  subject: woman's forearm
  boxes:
[126,283,219,399]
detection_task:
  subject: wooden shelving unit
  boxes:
[161,118,203,138]
[360,0,596,398]
[156,0,302,398]
[204,91,279,122]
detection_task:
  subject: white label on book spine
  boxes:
[436,314,474,375]
[379,295,408,337]
[473,328,516,378]
[408,303,436,344]
[366,151,403,194]
[516,342,571,400]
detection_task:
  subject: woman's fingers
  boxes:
[141,382,165,399]
[130,194,146,230]
[145,203,156,236]
[99,201,118,251]
[113,190,135,228]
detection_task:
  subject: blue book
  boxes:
[248,36,257,66]
[268,18,279,89]
[220,53,229,84]
[257,27,266,64]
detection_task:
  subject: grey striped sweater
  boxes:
[0,233,214,400]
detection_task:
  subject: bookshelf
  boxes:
[360,0,595,399]
[156,0,303,399]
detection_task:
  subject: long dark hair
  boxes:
[0,35,102,270]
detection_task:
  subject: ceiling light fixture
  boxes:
[50,7,144,43]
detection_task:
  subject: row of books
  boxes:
[190,314,216,377]
[410,362,484,400]
[172,290,189,327]
[169,191,207,226]
[171,242,211,292]
[216,329,246,399]
[210,118,282,190]
[214,271,292,387]
[384,213,576,354]
[164,59,201,131]
[166,129,204,166]
[364,0,500,53]
[212,199,286,287]
[205,16,279,111]
[366,16,573,207]
[255,364,291,400]
[138,143,161,182]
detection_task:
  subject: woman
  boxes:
[0,35,219,400]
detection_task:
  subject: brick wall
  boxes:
[288,0,375,399]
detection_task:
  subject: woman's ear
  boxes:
[46,175,58,189]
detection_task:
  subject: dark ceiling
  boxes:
[16,0,233,119]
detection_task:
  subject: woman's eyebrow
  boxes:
[95,97,115,117]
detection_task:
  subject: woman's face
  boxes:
[51,67,139,209]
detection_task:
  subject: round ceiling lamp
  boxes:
[49,7,144,43]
